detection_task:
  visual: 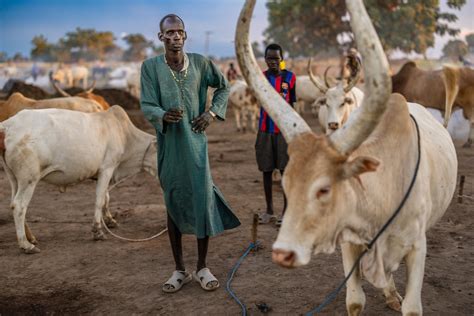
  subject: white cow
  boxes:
[0,106,157,253]
[294,75,324,114]
[52,66,89,89]
[236,1,457,315]
[107,66,140,98]
[228,80,259,132]
[308,55,364,135]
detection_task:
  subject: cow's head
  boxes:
[273,133,379,266]
[316,82,359,134]
[309,55,361,135]
[236,0,391,268]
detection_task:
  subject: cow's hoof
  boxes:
[386,296,402,312]
[22,246,41,254]
[104,217,118,228]
[462,142,471,148]
[93,230,106,241]
[30,238,39,245]
[347,303,363,316]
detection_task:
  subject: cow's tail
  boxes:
[442,65,460,128]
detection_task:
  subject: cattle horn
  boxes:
[235,0,311,142]
[307,58,327,93]
[49,72,71,97]
[85,80,97,94]
[329,0,391,155]
[323,66,333,89]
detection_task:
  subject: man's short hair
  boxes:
[159,14,185,32]
[265,43,283,59]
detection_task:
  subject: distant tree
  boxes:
[12,52,27,62]
[265,0,466,57]
[123,33,152,61]
[466,33,474,53]
[0,51,8,63]
[58,28,117,61]
[31,35,55,61]
[252,41,264,58]
[442,39,468,59]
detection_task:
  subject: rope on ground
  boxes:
[457,194,474,201]
[101,217,167,242]
[226,241,260,316]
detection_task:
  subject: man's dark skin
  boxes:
[263,48,287,218]
[158,16,216,288]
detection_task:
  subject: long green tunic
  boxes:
[140,53,240,238]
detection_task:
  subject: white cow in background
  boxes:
[427,108,470,146]
[228,80,259,132]
[294,75,324,114]
[107,65,140,98]
[51,65,89,89]
[0,106,157,253]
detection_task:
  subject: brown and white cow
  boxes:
[392,61,474,147]
[0,92,103,122]
[0,106,157,253]
[228,79,259,132]
[236,1,457,315]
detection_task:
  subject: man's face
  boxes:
[158,18,187,52]
[265,49,282,73]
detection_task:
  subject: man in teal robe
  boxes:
[140,14,240,293]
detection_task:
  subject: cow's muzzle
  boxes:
[328,122,339,130]
[272,248,296,268]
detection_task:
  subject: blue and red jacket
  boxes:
[258,70,296,134]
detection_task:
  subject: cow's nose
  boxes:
[328,122,339,130]
[272,248,296,268]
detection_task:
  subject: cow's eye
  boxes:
[316,186,331,199]
[318,99,326,106]
[344,97,353,104]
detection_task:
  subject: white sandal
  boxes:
[193,268,220,291]
[162,270,192,293]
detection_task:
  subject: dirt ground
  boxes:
[0,109,473,316]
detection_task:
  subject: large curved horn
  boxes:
[323,66,333,88]
[307,58,327,93]
[329,0,391,155]
[49,72,71,97]
[235,0,311,142]
[85,79,96,94]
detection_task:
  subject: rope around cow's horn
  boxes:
[101,217,168,242]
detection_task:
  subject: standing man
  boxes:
[140,14,240,293]
[256,43,296,227]
[226,62,239,82]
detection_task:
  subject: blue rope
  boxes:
[306,114,421,315]
[226,241,260,316]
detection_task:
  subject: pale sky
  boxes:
[0,0,472,59]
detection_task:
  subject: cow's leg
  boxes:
[102,191,118,228]
[241,109,247,133]
[25,223,38,245]
[401,235,426,316]
[462,120,473,148]
[341,242,365,316]
[250,109,258,132]
[234,109,241,132]
[383,273,402,312]
[12,181,40,253]
[92,169,114,240]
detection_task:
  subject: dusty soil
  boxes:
[0,111,473,316]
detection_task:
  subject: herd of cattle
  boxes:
[0,0,473,313]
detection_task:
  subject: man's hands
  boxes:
[191,111,214,133]
[163,108,184,123]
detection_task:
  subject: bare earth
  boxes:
[0,111,473,315]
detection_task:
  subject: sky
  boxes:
[0,0,473,59]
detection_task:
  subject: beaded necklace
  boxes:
[165,55,188,109]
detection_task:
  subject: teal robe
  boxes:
[140,53,240,238]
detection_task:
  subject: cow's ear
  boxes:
[341,156,379,180]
